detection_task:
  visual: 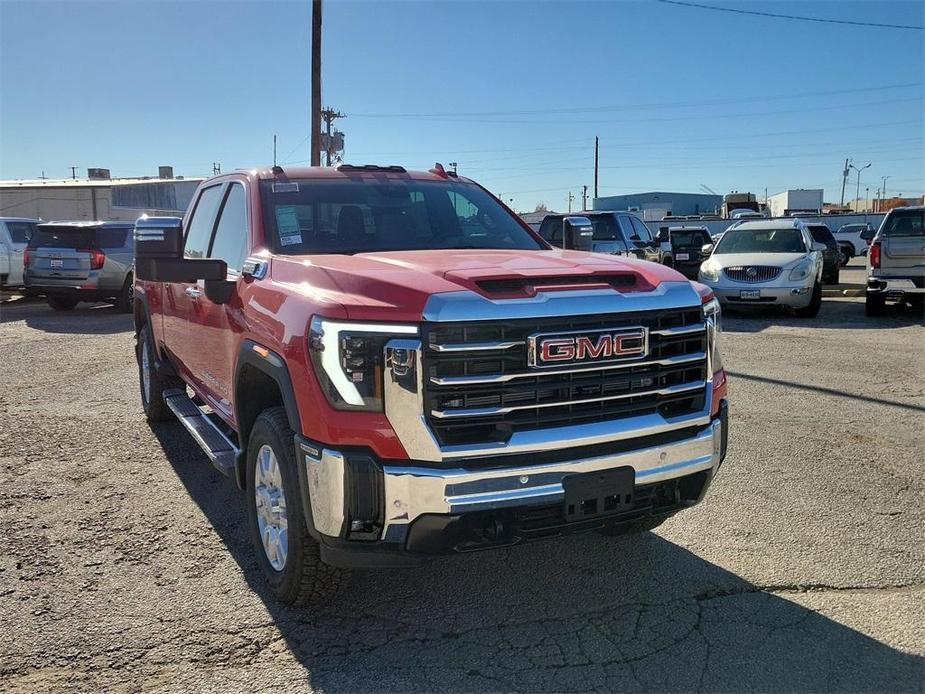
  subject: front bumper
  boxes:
[707,283,814,308]
[297,401,728,567]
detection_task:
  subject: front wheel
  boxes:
[246,407,345,605]
[115,274,134,313]
[794,282,822,318]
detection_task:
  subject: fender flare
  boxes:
[233,340,302,441]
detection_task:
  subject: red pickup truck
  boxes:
[133,164,728,605]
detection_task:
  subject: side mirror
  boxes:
[811,242,827,252]
[562,216,593,251]
[134,215,227,283]
[701,243,714,256]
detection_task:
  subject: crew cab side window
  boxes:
[208,183,248,272]
[184,184,224,259]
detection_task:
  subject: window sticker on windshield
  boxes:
[275,206,302,246]
[272,182,299,194]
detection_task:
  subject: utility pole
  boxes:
[881,175,890,203]
[320,107,345,166]
[567,192,575,213]
[865,187,869,217]
[39,171,47,180]
[70,166,78,180]
[581,185,588,211]
[273,134,277,167]
[310,0,322,167]
[839,158,850,207]
[593,136,599,199]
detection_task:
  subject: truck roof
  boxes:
[252,164,471,184]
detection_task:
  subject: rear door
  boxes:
[27,226,94,284]
[162,182,226,378]
[628,215,660,262]
[879,209,925,278]
[185,181,250,420]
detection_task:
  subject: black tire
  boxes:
[115,273,134,313]
[47,296,79,311]
[794,281,822,318]
[246,407,345,605]
[599,515,669,537]
[840,244,853,263]
[825,269,840,286]
[865,293,886,317]
[137,323,183,422]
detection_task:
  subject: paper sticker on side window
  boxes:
[275,206,302,246]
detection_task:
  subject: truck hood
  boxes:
[270,249,684,322]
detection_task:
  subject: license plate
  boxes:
[50,259,63,268]
[739,289,761,299]
[675,252,690,261]
[563,466,635,522]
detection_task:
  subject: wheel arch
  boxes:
[233,340,302,489]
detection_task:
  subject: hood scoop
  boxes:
[474,273,638,297]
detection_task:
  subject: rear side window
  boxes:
[29,227,93,249]
[881,210,924,237]
[590,216,619,241]
[630,216,652,242]
[184,184,225,259]
[208,183,248,272]
[95,227,130,248]
[6,222,35,243]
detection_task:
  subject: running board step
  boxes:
[163,389,238,476]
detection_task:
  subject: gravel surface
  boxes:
[1,293,923,693]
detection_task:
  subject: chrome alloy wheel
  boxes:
[141,337,152,405]
[254,444,288,571]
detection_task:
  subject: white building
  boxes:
[767,189,824,218]
[0,171,204,222]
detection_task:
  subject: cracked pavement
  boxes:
[1,285,923,692]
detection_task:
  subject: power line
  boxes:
[658,0,925,31]
[349,83,921,118]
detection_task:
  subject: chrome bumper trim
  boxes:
[379,418,723,540]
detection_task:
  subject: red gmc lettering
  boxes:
[575,335,612,360]
[540,338,575,362]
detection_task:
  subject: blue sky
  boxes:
[1,0,922,211]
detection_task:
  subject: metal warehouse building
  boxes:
[0,170,204,222]
[592,192,722,220]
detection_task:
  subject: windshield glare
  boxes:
[261,179,544,254]
[714,228,806,254]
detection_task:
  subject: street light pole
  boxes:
[849,162,870,211]
[881,176,891,205]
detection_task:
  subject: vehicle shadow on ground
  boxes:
[724,298,924,333]
[0,300,133,334]
[153,424,922,693]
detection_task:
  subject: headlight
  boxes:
[309,317,418,411]
[700,261,720,282]
[703,297,723,373]
[789,258,812,281]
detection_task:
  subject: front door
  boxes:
[185,181,250,422]
[163,182,226,382]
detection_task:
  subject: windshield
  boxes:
[260,178,545,254]
[714,228,807,254]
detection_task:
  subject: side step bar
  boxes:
[163,389,238,476]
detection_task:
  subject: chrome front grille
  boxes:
[421,308,708,447]
[723,266,782,283]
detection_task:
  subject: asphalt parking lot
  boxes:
[1,287,923,692]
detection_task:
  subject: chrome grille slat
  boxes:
[430,340,521,352]
[429,351,707,386]
[722,265,782,283]
[431,380,706,419]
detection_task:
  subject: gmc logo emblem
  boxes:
[527,327,648,368]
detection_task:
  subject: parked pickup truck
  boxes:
[538,211,669,265]
[866,206,924,316]
[134,164,729,604]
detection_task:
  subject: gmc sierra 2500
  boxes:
[133,164,728,605]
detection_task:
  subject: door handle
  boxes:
[184,286,202,299]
